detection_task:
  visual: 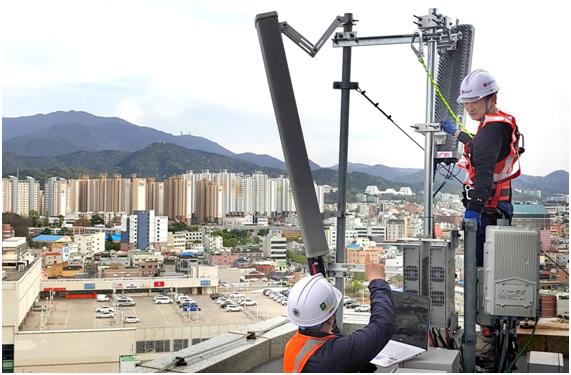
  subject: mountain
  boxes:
[236,152,321,171]
[2,111,235,157]
[513,170,569,195]
[328,162,421,180]
[2,143,283,181]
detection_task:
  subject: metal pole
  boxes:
[423,30,437,238]
[335,13,353,329]
[463,219,478,372]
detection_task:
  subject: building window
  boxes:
[173,339,189,352]
[2,344,14,373]
[136,341,145,354]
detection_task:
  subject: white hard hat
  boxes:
[287,274,343,327]
[457,69,499,103]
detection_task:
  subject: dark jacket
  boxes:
[301,279,395,373]
[458,122,512,212]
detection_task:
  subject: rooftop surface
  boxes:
[2,257,40,282]
[513,203,549,215]
[31,234,66,242]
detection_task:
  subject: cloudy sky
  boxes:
[2,0,569,176]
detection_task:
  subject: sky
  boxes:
[2,0,570,177]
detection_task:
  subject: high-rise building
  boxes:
[2,176,40,217]
[121,210,168,250]
[131,177,147,212]
[195,179,220,224]
[45,177,68,216]
[146,178,165,216]
[165,175,193,222]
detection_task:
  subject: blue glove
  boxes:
[440,119,456,136]
[464,209,481,228]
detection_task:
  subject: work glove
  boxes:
[464,209,481,228]
[440,119,456,136]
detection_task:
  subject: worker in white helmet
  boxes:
[283,263,395,372]
[441,69,522,266]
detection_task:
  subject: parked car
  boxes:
[177,297,194,305]
[216,298,229,305]
[96,311,115,319]
[226,304,243,312]
[153,294,169,301]
[97,294,110,302]
[155,298,173,304]
[229,293,246,300]
[262,289,272,296]
[182,305,201,312]
[280,298,288,306]
[345,302,360,309]
[117,300,136,307]
[124,315,140,323]
[96,306,115,313]
[210,293,225,300]
[220,300,235,309]
[354,305,371,312]
[343,297,356,306]
[32,304,47,312]
[241,299,257,306]
[116,295,134,301]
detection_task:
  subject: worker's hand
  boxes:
[365,263,385,282]
[440,119,456,136]
[464,209,481,228]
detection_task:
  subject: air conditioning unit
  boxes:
[483,226,539,318]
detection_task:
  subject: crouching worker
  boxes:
[283,263,395,372]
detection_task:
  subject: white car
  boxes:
[96,306,115,313]
[216,298,229,305]
[241,299,257,306]
[155,298,173,304]
[226,304,243,312]
[354,305,371,312]
[124,315,141,323]
[153,295,169,301]
[281,299,288,306]
[96,311,115,319]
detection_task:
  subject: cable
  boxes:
[504,316,539,373]
[355,86,465,186]
[539,248,569,276]
[498,321,510,372]
[414,55,473,140]
[356,86,424,150]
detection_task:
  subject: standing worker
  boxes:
[441,69,522,266]
[283,263,395,372]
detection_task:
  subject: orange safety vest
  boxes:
[458,110,521,209]
[283,331,336,373]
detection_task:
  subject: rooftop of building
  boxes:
[31,234,68,242]
[2,257,40,282]
[2,236,27,248]
[513,203,549,215]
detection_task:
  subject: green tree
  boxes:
[58,227,70,235]
[41,227,51,235]
[28,210,41,227]
[223,237,238,248]
[286,250,307,265]
[258,228,269,237]
[168,221,188,232]
[90,214,105,226]
[75,217,91,227]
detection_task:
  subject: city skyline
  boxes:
[2,0,569,176]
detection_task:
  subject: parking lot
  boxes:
[22,289,290,331]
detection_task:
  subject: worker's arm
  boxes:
[310,277,395,372]
[466,123,511,212]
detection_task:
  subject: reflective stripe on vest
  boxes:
[283,332,336,373]
[457,110,521,208]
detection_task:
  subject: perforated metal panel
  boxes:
[434,24,475,164]
[403,243,429,296]
[483,226,539,318]
[428,241,457,328]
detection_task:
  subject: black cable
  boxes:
[539,248,569,276]
[356,86,424,150]
[356,85,465,186]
